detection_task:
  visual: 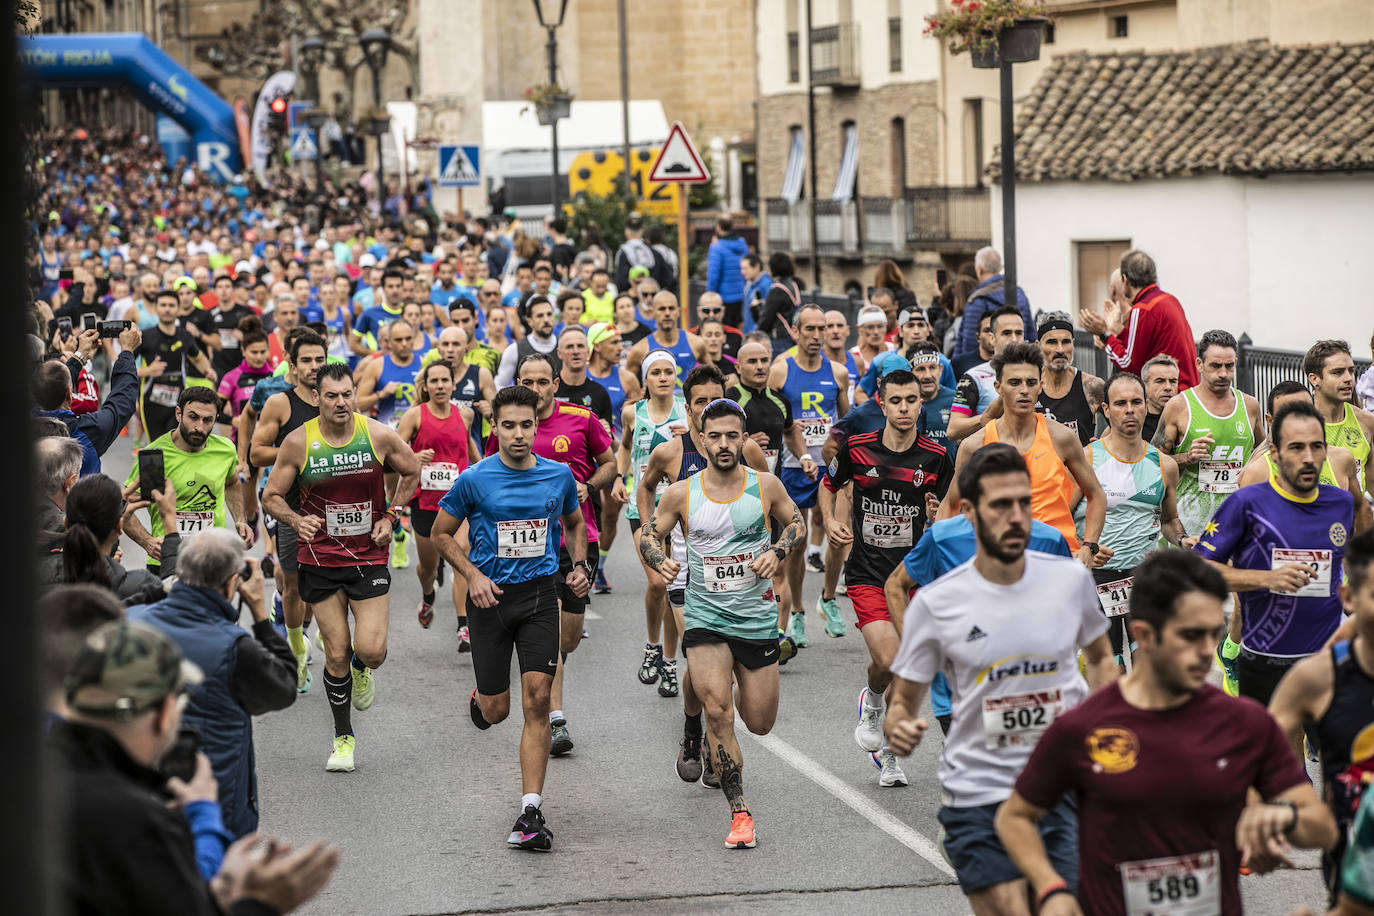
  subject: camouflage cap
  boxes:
[65,621,202,718]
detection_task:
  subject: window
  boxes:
[1044,22,1056,44]
[890,118,906,194]
[888,17,902,72]
[962,98,984,187]
[1075,240,1132,320]
[1110,15,1128,38]
[832,121,859,201]
[787,31,800,83]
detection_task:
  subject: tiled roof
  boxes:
[993,41,1374,182]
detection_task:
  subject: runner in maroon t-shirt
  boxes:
[995,550,1333,916]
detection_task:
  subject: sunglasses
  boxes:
[699,307,724,316]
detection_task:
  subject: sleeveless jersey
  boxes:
[986,414,1080,550]
[1317,639,1374,892]
[1327,402,1371,492]
[1077,440,1164,570]
[273,388,319,508]
[322,308,350,360]
[648,330,696,388]
[625,397,687,521]
[1175,387,1254,538]
[1264,449,1338,488]
[840,349,859,410]
[582,288,615,326]
[683,468,776,641]
[376,354,421,428]
[451,362,484,413]
[587,364,628,436]
[779,357,839,467]
[669,432,713,591]
[1038,370,1096,447]
[410,403,471,512]
[297,415,387,567]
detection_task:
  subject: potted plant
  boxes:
[923,0,1050,68]
[523,84,574,125]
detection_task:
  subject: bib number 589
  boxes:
[1148,874,1200,904]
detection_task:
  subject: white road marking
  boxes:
[744,731,955,878]
[585,610,603,620]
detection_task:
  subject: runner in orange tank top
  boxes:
[937,341,1113,569]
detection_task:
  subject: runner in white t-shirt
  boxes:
[885,441,1118,914]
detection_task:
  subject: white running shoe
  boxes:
[872,748,908,787]
[854,686,885,752]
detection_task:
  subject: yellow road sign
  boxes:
[568,148,680,218]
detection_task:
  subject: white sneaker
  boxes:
[854,687,885,752]
[872,748,908,787]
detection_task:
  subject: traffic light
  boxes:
[268,95,288,134]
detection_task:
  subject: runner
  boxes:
[766,304,845,645]
[1140,353,1180,443]
[496,296,560,388]
[1306,339,1374,497]
[586,321,641,594]
[625,290,706,388]
[431,385,590,850]
[552,326,613,420]
[638,397,807,849]
[136,288,215,440]
[818,366,953,787]
[251,331,329,692]
[356,317,424,569]
[996,548,1334,916]
[615,351,687,690]
[349,267,404,356]
[946,305,1025,443]
[850,305,892,383]
[884,442,1118,912]
[123,386,251,574]
[261,362,420,772]
[942,341,1108,565]
[1035,312,1104,447]
[1195,399,1355,706]
[1268,527,1374,904]
[395,360,480,639]
[216,319,274,441]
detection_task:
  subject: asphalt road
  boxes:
[102,443,1329,915]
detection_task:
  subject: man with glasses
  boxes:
[689,292,742,359]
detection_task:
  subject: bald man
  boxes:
[424,326,495,433]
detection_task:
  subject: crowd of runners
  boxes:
[31,128,1374,915]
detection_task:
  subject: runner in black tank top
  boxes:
[1316,639,1374,897]
[1036,319,1103,447]
[1037,370,1097,447]
[277,388,320,509]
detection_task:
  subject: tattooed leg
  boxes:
[687,640,745,811]
[715,742,747,814]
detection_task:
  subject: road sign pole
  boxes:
[678,189,689,326]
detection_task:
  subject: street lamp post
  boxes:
[360,27,391,196]
[298,36,325,103]
[533,0,569,214]
[304,109,327,190]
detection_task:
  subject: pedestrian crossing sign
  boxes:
[289,127,317,161]
[438,145,481,188]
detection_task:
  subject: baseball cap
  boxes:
[628,265,650,280]
[234,260,253,276]
[358,253,378,268]
[625,212,643,230]
[897,307,928,326]
[859,351,913,397]
[66,621,202,718]
[587,322,618,346]
[173,276,197,292]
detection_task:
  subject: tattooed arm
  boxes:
[638,481,686,584]
[752,473,805,580]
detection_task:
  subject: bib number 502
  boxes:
[1148,874,1199,904]
[1001,707,1047,730]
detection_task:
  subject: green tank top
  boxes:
[626,397,686,521]
[1174,386,1254,538]
[1264,450,1338,488]
[1327,402,1371,492]
[683,468,776,641]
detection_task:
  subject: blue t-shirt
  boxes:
[438,454,579,585]
[248,375,292,413]
[1195,480,1353,657]
[430,283,468,308]
[903,516,1072,585]
[352,303,405,345]
[920,387,956,445]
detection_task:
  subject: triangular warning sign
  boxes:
[648,122,710,184]
[441,147,479,184]
[290,129,317,160]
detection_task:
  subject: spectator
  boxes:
[36,436,83,542]
[942,273,978,357]
[32,322,143,475]
[954,246,1036,356]
[547,218,576,280]
[613,212,670,293]
[52,620,340,916]
[756,251,801,356]
[872,259,919,330]
[740,252,773,334]
[1358,331,1374,411]
[646,225,677,291]
[706,216,749,328]
[39,473,180,605]
[1080,250,1200,390]
[129,529,296,839]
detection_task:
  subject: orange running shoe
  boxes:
[725,811,756,849]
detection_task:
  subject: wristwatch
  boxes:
[771,546,787,562]
[1082,541,1100,556]
[574,560,594,577]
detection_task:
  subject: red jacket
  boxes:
[1104,284,1199,390]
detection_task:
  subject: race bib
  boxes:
[862,513,914,549]
[1271,548,1333,598]
[325,502,371,537]
[1120,850,1220,916]
[149,383,179,408]
[1097,576,1134,618]
[762,448,778,466]
[1198,460,1240,494]
[637,460,668,497]
[218,330,239,349]
[420,462,459,492]
[175,511,213,534]
[982,690,1063,750]
[703,553,757,593]
[497,518,547,558]
[801,417,831,447]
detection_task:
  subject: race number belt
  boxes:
[862,513,914,549]
[497,518,547,558]
[702,553,757,593]
[218,330,239,349]
[1097,576,1134,618]
[175,511,213,534]
[1120,850,1220,916]
[149,383,180,408]
[981,689,1063,750]
[420,462,459,492]
[1270,548,1333,598]
[801,417,831,447]
[1198,460,1240,494]
[325,502,371,537]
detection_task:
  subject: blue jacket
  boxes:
[35,351,139,476]
[955,274,1036,357]
[742,272,773,333]
[706,233,749,302]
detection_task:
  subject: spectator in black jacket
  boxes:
[32,320,142,476]
[53,620,339,916]
[757,251,801,356]
[130,529,297,838]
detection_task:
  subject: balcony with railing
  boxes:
[810,22,861,87]
[765,191,990,259]
[904,186,991,248]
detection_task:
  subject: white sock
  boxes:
[863,689,886,711]
[549,709,564,725]
[521,792,542,810]
[807,544,821,558]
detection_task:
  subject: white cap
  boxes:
[358,253,378,268]
[234,260,253,276]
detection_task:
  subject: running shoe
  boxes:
[725,811,757,849]
[872,749,908,787]
[657,659,680,698]
[676,734,703,782]
[351,665,375,710]
[806,552,825,574]
[469,688,490,730]
[550,717,574,756]
[854,687,884,752]
[1218,637,1240,697]
[417,597,434,629]
[638,644,663,685]
[777,635,797,666]
[593,566,612,594]
[295,652,311,694]
[818,596,847,638]
[390,528,409,569]
[436,559,445,587]
[457,625,471,654]
[787,612,808,648]
[508,804,553,851]
[701,751,720,790]
[270,593,286,640]
[326,735,355,772]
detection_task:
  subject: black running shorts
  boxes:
[410,507,439,539]
[468,573,559,695]
[556,544,598,615]
[682,627,780,670]
[276,520,300,575]
[298,563,391,605]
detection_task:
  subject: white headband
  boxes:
[641,349,678,381]
[856,309,887,328]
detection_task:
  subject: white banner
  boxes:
[251,70,297,183]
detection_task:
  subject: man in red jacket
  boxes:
[1081,250,1199,390]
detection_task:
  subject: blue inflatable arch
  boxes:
[20,32,243,180]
